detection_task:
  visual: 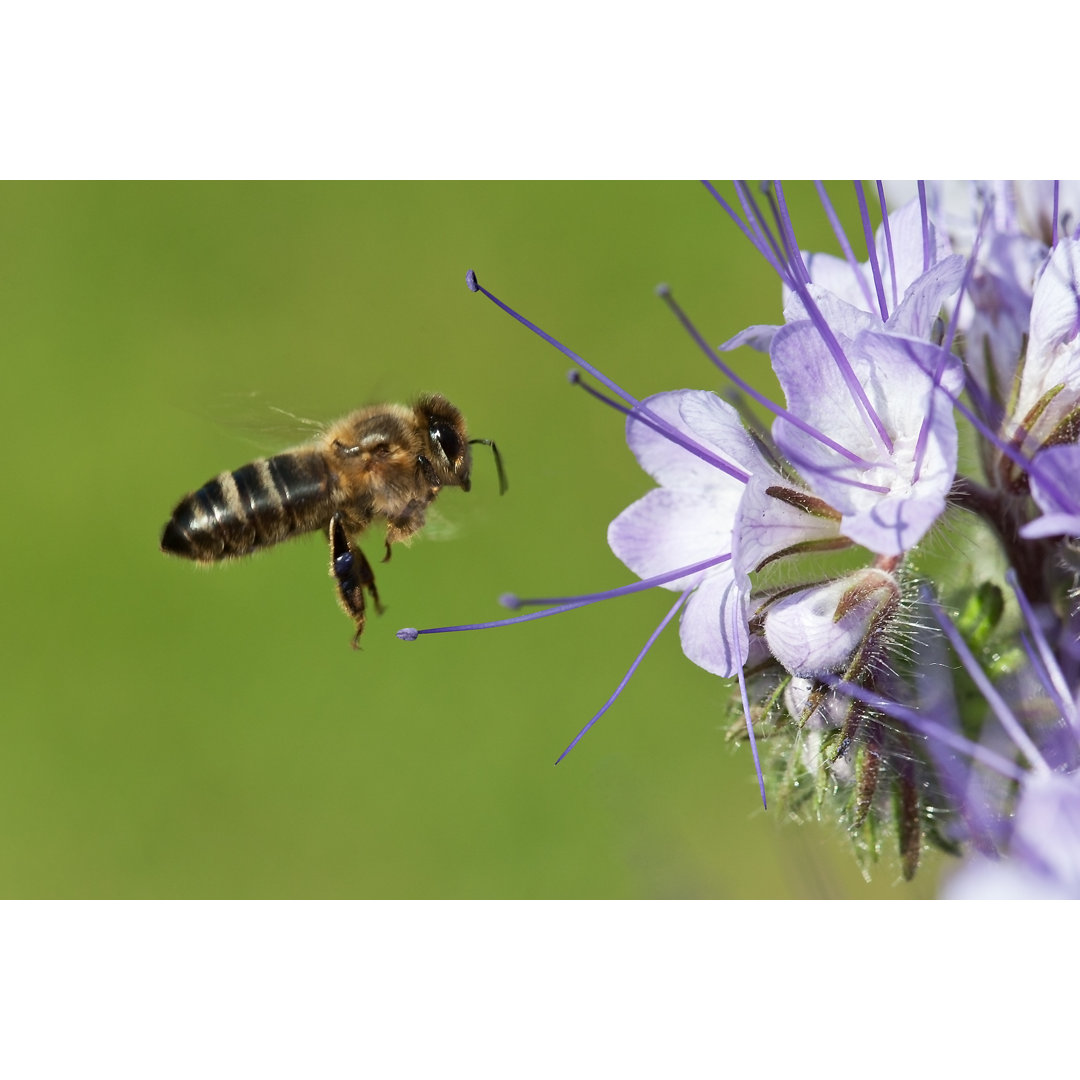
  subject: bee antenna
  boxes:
[469,438,508,495]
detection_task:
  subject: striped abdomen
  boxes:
[161,450,335,562]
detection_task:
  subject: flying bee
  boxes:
[160,393,506,646]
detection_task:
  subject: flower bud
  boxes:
[764,569,900,678]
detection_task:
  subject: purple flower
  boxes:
[769,323,962,555]
[607,389,841,677]
[404,183,1080,888]
[945,772,1080,899]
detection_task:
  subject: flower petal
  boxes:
[770,324,961,554]
[625,390,760,489]
[607,487,738,590]
[678,567,748,677]
[1014,238,1080,436]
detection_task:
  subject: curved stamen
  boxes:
[814,180,877,312]
[567,370,630,415]
[854,181,890,322]
[1006,569,1080,738]
[876,181,898,312]
[922,588,1051,773]
[659,284,881,472]
[555,588,691,765]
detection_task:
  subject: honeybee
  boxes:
[161,394,506,646]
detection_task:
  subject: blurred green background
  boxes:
[0,182,943,897]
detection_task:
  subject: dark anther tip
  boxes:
[466,269,479,292]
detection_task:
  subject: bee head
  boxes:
[417,394,472,491]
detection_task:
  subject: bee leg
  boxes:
[329,513,383,649]
[383,502,430,563]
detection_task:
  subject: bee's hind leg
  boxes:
[329,513,384,649]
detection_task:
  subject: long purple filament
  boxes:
[468,270,751,484]
[908,338,952,485]
[770,182,814,289]
[876,181,898,313]
[854,181,889,322]
[917,181,931,274]
[555,588,691,765]
[735,653,767,808]
[948,390,1074,514]
[467,270,636,408]
[821,674,1027,783]
[735,182,793,283]
[504,552,731,610]
[923,588,1050,773]
[768,182,895,456]
[659,285,881,471]
[1006,569,1080,738]
[568,370,630,415]
[942,202,989,355]
[700,181,787,281]
[814,180,877,312]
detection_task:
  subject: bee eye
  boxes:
[429,419,461,464]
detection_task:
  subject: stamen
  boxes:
[942,201,989,355]
[397,598,594,640]
[468,268,751,485]
[922,587,1051,773]
[905,338,953,485]
[403,553,732,637]
[658,283,882,472]
[820,674,1028,783]
[948,392,1073,513]
[772,182,894,457]
[876,181,898,312]
[1006,569,1080,738]
[735,653,767,808]
[854,181,890,322]
[769,181,815,291]
[708,181,903,458]
[504,552,732,609]
[555,588,691,764]
[776,442,891,495]
[567,370,630,416]
[814,180,877,312]
[466,269,637,409]
[700,181,788,283]
[751,182,798,283]
[917,181,930,275]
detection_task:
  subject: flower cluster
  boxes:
[401,182,1080,893]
